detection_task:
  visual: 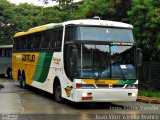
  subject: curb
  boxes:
[137,96,160,104]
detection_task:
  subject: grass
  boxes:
[138,89,160,97]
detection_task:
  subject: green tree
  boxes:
[70,0,132,22]
[0,0,16,44]
[1,0,159,62]
[128,0,160,61]
[39,7,62,24]
[13,3,44,30]
[70,0,106,19]
[105,0,131,22]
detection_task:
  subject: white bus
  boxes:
[0,45,12,78]
[12,19,138,102]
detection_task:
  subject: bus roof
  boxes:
[14,23,63,37]
[0,45,13,48]
[63,19,133,28]
[14,19,133,37]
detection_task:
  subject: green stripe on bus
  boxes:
[33,53,46,81]
[33,52,53,83]
[116,80,137,85]
[46,23,63,30]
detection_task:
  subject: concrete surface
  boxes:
[0,79,160,120]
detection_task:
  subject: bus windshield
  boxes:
[75,44,136,80]
[65,26,134,42]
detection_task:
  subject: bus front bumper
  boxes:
[73,89,138,102]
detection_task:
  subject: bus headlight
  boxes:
[82,92,93,100]
[128,93,137,96]
[132,93,136,97]
[82,92,88,97]
[76,83,95,89]
[126,84,138,89]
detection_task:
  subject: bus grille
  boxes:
[96,84,124,88]
[96,84,109,88]
[112,85,125,88]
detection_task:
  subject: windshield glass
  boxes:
[65,26,134,42]
[76,44,136,79]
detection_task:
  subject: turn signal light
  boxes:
[76,83,95,88]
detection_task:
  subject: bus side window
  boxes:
[13,37,17,51]
[23,37,27,50]
[27,35,33,50]
[6,49,11,57]
[2,49,5,57]
[39,33,42,50]
[42,32,48,49]
[34,34,39,50]
[19,37,23,50]
[32,35,35,50]
[21,37,25,50]
[65,26,76,42]
[47,31,51,49]
[32,35,36,51]
[0,49,2,57]
[50,30,57,49]
[16,37,20,51]
[50,28,63,51]
[56,29,62,49]
[9,48,12,57]
[5,49,8,57]
[31,35,35,50]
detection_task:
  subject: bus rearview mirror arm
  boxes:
[70,46,78,79]
[137,48,143,66]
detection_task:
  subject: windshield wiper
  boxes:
[117,65,127,80]
[95,71,103,80]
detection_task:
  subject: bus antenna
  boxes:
[93,16,101,20]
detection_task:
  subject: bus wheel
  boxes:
[7,69,12,79]
[19,74,26,89]
[54,82,64,103]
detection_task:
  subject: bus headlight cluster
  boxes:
[128,93,137,97]
[82,92,88,97]
[132,93,136,97]
[82,92,93,100]
[76,83,95,89]
[126,84,138,89]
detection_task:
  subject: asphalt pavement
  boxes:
[0,78,160,120]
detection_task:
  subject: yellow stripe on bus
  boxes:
[82,79,119,84]
[14,26,47,37]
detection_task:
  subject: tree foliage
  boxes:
[0,0,159,61]
[128,0,160,61]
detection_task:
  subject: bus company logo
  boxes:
[64,86,73,97]
[22,54,35,62]
[111,42,134,46]
[95,80,105,84]
[52,57,61,65]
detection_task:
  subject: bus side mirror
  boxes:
[68,46,78,79]
[72,46,78,65]
[137,48,143,66]
[71,46,78,77]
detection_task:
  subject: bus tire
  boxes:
[7,69,12,79]
[53,81,64,103]
[19,74,26,89]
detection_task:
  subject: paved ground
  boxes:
[0,78,160,120]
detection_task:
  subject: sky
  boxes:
[7,0,82,7]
